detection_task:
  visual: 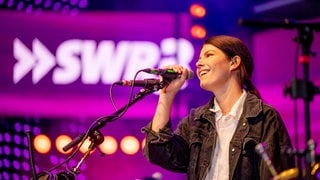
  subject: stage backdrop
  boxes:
[0,9,196,180]
[0,10,197,119]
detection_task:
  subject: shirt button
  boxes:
[231,148,235,152]
[242,122,246,126]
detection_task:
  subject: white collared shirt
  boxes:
[205,90,247,180]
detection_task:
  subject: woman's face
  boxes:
[196,44,232,92]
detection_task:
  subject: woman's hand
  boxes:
[160,65,189,96]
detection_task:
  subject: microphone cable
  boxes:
[109,68,150,120]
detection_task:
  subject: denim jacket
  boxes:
[142,93,294,180]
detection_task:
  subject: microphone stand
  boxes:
[72,129,104,175]
[239,18,320,180]
[63,82,165,152]
[56,81,166,179]
[284,23,319,180]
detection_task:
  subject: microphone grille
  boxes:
[187,70,194,80]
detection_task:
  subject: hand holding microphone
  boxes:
[152,66,193,93]
[141,67,194,81]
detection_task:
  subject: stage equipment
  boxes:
[240,18,320,180]
[28,68,179,179]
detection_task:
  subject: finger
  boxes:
[172,65,184,74]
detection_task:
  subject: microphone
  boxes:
[115,78,161,88]
[114,68,193,88]
[142,68,194,80]
[255,142,278,177]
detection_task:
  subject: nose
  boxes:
[196,58,203,68]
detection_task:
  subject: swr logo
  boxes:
[13,38,194,84]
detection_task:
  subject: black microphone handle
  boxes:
[142,68,194,80]
[115,79,161,88]
[62,133,85,152]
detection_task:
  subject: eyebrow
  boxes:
[198,50,216,60]
[203,49,217,55]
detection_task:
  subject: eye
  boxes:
[206,53,214,58]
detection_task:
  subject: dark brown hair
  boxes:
[204,35,261,99]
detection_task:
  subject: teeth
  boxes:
[199,70,209,76]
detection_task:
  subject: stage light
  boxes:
[13,147,22,157]
[190,3,206,18]
[22,161,30,171]
[79,138,95,154]
[70,0,78,6]
[14,134,22,144]
[33,134,51,154]
[53,2,61,11]
[99,136,118,155]
[120,136,140,155]
[1,0,88,14]
[44,0,52,8]
[15,2,24,10]
[1,117,41,179]
[4,145,10,155]
[7,0,14,7]
[55,135,72,154]
[13,160,20,170]
[78,0,88,8]
[4,133,12,143]
[190,24,207,39]
[34,0,42,6]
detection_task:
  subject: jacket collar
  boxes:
[242,92,263,118]
[194,92,262,122]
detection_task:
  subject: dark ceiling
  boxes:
[84,0,320,34]
[85,0,320,20]
[2,0,319,20]
[1,0,319,35]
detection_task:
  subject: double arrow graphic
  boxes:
[13,38,55,84]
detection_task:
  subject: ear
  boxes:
[230,56,241,71]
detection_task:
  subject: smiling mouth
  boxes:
[199,70,210,77]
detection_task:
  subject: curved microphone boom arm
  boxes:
[31,72,170,179]
[63,80,167,152]
[47,80,168,178]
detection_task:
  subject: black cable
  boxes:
[109,69,145,122]
[47,114,116,172]
[47,123,92,172]
[109,82,118,110]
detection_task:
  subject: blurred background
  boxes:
[1,0,320,179]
